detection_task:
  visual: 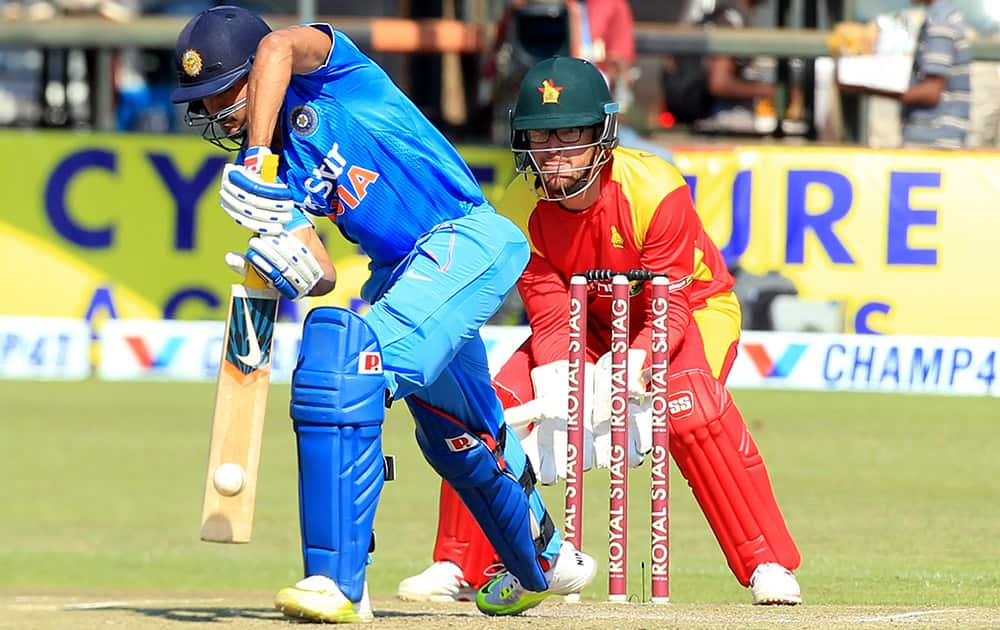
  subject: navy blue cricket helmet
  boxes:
[171,5,271,105]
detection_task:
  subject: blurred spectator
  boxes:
[575,0,635,111]
[689,0,775,133]
[901,0,972,148]
[666,0,805,135]
[478,1,671,160]
[477,0,572,143]
[839,0,972,149]
[574,0,672,161]
[1,0,137,22]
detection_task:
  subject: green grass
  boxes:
[1,381,998,606]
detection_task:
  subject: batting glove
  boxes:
[219,147,293,235]
[225,230,322,300]
[502,360,596,485]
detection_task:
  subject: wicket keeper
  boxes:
[171,7,596,622]
[400,56,803,606]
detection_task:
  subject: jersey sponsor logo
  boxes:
[181,49,202,77]
[290,104,318,137]
[539,79,564,104]
[303,142,381,218]
[446,433,478,452]
[358,351,383,374]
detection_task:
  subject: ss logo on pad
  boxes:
[668,392,694,417]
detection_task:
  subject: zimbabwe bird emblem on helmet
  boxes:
[538,79,564,105]
[181,49,203,77]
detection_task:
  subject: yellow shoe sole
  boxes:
[275,587,372,624]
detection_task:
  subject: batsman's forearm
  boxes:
[291,225,337,296]
[246,33,294,148]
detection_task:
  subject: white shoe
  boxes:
[476,541,596,616]
[275,575,374,623]
[750,563,802,605]
[545,541,597,595]
[397,561,475,602]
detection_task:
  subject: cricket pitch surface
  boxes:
[2,592,997,629]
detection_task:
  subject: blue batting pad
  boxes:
[291,307,387,603]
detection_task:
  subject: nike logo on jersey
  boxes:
[405,269,433,282]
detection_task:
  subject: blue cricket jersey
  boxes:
[277,25,487,266]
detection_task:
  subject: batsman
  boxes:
[400,56,803,606]
[171,7,596,623]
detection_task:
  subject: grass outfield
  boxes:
[2,381,998,617]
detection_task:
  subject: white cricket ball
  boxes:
[213,463,246,496]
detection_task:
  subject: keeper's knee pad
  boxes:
[291,307,387,602]
[407,397,558,592]
[668,369,800,586]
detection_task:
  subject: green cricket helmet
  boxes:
[510,56,619,201]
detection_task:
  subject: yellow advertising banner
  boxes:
[2,130,998,337]
[0,131,512,325]
[675,146,1000,336]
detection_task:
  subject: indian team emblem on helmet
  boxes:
[181,49,203,77]
[290,104,318,136]
[538,79,564,105]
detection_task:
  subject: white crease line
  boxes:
[61,598,227,610]
[63,602,129,610]
[855,608,971,622]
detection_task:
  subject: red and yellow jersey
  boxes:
[498,146,739,367]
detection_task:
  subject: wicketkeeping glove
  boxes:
[591,399,653,469]
[591,348,649,424]
[590,348,653,469]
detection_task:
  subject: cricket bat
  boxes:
[200,154,280,543]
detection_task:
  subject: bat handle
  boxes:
[260,152,279,184]
[242,152,280,292]
[244,269,271,290]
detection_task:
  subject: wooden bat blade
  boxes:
[200,283,279,543]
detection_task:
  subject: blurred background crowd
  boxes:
[2,0,999,150]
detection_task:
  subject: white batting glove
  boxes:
[505,395,596,485]
[219,160,294,235]
[226,231,322,300]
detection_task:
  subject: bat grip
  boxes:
[241,153,280,292]
[244,268,271,290]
